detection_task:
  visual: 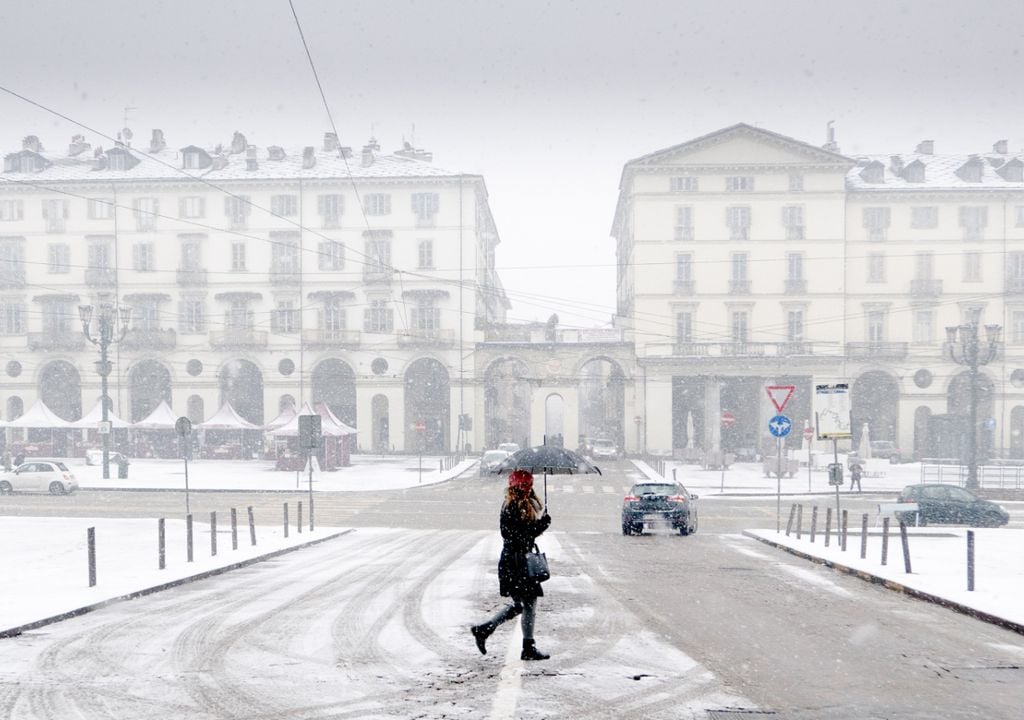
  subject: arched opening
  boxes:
[187,395,205,424]
[219,359,264,425]
[913,406,932,461]
[577,358,625,452]
[372,394,390,453]
[129,360,171,422]
[484,358,532,450]
[39,360,81,421]
[404,358,450,452]
[948,371,995,461]
[311,358,356,428]
[1011,406,1024,459]
[279,394,296,412]
[851,371,900,447]
[544,393,564,445]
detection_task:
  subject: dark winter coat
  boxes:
[498,497,551,600]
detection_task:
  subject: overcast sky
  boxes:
[3,0,1023,327]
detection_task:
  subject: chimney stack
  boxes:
[68,134,91,156]
[993,139,1009,155]
[230,131,247,154]
[324,132,339,152]
[361,143,375,167]
[916,140,934,155]
[149,129,166,153]
[302,146,316,169]
[268,145,286,161]
[22,135,42,153]
[245,145,258,171]
[890,155,904,175]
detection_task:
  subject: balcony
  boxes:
[302,328,361,348]
[721,342,766,357]
[397,328,456,346]
[209,329,268,348]
[363,267,394,284]
[784,278,806,294]
[176,268,208,287]
[1007,277,1024,295]
[28,331,86,352]
[85,267,117,288]
[121,328,176,351]
[0,267,26,289]
[270,267,301,285]
[846,341,909,360]
[910,278,943,298]
[673,279,695,295]
[670,342,824,358]
[729,279,751,294]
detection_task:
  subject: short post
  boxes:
[824,507,832,547]
[795,504,803,540]
[785,504,797,536]
[283,502,289,538]
[810,506,818,543]
[860,514,869,559]
[158,518,166,570]
[297,501,303,534]
[186,513,194,562]
[881,517,890,566]
[87,526,96,587]
[841,510,849,552]
[439,459,443,472]
[248,506,256,546]
[230,508,238,551]
[210,511,217,556]
[672,468,677,482]
[900,521,912,574]
[967,530,975,591]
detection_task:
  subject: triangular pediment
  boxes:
[628,123,853,169]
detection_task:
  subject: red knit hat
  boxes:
[508,469,533,490]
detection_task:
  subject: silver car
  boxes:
[0,460,79,495]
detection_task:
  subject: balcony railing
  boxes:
[28,331,86,352]
[0,267,26,289]
[846,341,909,359]
[85,267,117,287]
[673,279,695,295]
[729,279,751,294]
[397,327,456,346]
[270,267,301,285]
[121,328,176,350]
[209,329,268,348]
[301,328,361,348]
[910,278,943,297]
[176,268,208,287]
[784,278,806,294]
[668,341,827,358]
[1007,277,1024,294]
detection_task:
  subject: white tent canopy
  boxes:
[198,402,260,430]
[69,401,132,429]
[315,401,358,435]
[270,402,348,437]
[132,400,178,430]
[5,399,71,429]
[264,403,297,431]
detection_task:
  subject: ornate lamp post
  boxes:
[79,303,131,479]
[945,320,1001,490]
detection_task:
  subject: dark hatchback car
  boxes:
[622,481,698,536]
[896,484,1009,527]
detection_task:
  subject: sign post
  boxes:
[415,421,426,483]
[720,411,735,491]
[175,416,192,516]
[804,423,814,492]
[815,383,852,522]
[766,384,796,533]
[298,414,322,532]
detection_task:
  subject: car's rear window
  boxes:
[631,483,678,496]
[55,462,69,471]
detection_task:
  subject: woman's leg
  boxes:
[519,597,536,640]
[471,601,523,655]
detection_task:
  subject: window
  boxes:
[411,192,439,225]
[669,176,699,192]
[787,310,804,342]
[786,253,803,280]
[1015,206,1024,228]
[87,198,113,220]
[364,193,391,215]
[731,252,748,281]
[963,252,982,282]
[417,240,434,269]
[915,251,934,279]
[675,253,692,282]
[132,242,154,272]
[108,153,127,171]
[782,205,804,239]
[322,298,346,333]
[0,300,24,334]
[225,299,253,331]
[862,207,890,241]
[366,238,392,272]
[130,197,158,231]
[867,252,886,282]
[788,174,804,192]
[271,195,298,217]
[224,196,251,230]
[725,176,754,192]
[911,206,938,229]
[231,241,246,271]
[1012,311,1024,344]
[913,310,934,344]
[1010,252,1024,280]
[179,300,205,334]
[319,240,345,271]
[42,199,68,233]
[179,235,203,270]
[133,301,160,331]
[674,206,693,240]
[179,196,205,219]
[183,152,202,170]
[40,301,73,334]
[866,310,886,343]
[87,239,112,270]
[411,298,440,331]
[364,299,394,333]
[0,238,25,283]
[47,244,70,273]
[675,312,693,342]
[317,194,343,228]
[272,300,299,333]
[726,206,751,240]
[731,311,749,343]
[0,200,24,221]
[272,232,300,271]
[959,206,988,241]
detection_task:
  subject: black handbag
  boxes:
[525,543,550,582]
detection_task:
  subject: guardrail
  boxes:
[920,462,1024,490]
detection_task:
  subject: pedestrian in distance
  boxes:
[470,469,553,661]
[849,462,863,493]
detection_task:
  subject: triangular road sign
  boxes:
[765,385,795,413]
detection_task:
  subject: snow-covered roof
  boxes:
[132,400,178,430]
[847,152,1024,191]
[314,402,358,435]
[269,402,352,437]
[197,402,260,430]
[263,403,297,431]
[69,401,131,429]
[5,399,71,428]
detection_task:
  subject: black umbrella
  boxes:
[492,445,601,505]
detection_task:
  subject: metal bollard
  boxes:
[87,526,96,587]
[967,530,975,591]
[283,502,289,538]
[248,506,256,546]
[786,504,797,536]
[796,505,803,539]
[899,521,912,574]
[841,510,849,551]
[824,507,832,547]
[186,513,194,562]
[158,518,166,570]
[297,501,303,534]
[881,517,890,566]
[231,508,238,551]
[860,514,869,559]
[210,511,217,557]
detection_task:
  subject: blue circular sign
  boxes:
[768,414,792,438]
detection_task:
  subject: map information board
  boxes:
[814,383,851,439]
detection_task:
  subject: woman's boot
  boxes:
[520,639,549,661]
[470,622,496,655]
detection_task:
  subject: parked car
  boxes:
[895,484,1009,527]
[497,442,521,455]
[590,438,621,461]
[870,440,904,464]
[479,449,511,476]
[86,449,129,466]
[622,481,698,536]
[0,460,78,495]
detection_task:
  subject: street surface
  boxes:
[0,460,1022,718]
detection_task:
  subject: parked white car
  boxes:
[590,439,621,460]
[0,460,78,495]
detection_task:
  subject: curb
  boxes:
[742,530,1024,636]
[0,528,355,639]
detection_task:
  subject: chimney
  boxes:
[916,140,934,155]
[361,143,375,167]
[889,155,904,175]
[323,132,339,152]
[22,135,42,153]
[68,134,91,157]
[340,146,353,159]
[230,131,247,154]
[302,146,316,169]
[267,145,286,161]
[149,129,166,153]
[822,120,839,153]
[395,141,433,162]
[993,139,1009,155]
[92,146,106,170]
[245,145,258,171]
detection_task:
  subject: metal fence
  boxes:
[920,461,1024,490]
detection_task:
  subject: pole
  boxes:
[833,438,841,521]
[183,453,190,516]
[776,436,782,533]
[308,448,315,532]
[87,526,96,587]
[967,339,979,490]
[967,530,975,591]
[101,335,110,481]
[807,432,812,493]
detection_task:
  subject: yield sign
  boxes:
[765,385,795,413]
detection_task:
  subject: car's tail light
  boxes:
[624,495,640,502]
[669,495,687,503]
[63,473,71,481]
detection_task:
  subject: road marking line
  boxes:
[487,621,523,719]
[582,486,594,494]
[601,485,614,494]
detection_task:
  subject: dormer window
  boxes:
[902,160,926,183]
[4,151,49,173]
[956,157,985,183]
[997,159,1023,182]
[184,152,201,170]
[104,148,139,172]
[108,153,126,171]
[859,161,885,184]
[180,146,212,171]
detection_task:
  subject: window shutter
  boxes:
[363,308,371,332]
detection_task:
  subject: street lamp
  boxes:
[79,303,131,479]
[945,319,1001,490]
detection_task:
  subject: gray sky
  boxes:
[3,0,1023,326]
